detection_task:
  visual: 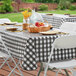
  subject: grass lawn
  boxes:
[0,10,76,22]
[39,10,76,14]
[0,13,23,22]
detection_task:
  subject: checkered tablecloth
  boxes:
[65,17,76,22]
[0,31,76,70]
[41,15,76,28]
[42,15,64,28]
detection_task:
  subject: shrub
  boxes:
[0,5,6,13]
[22,0,35,3]
[19,8,26,11]
[20,8,32,12]
[58,5,66,10]
[0,0,13,13]
[69,5,76,10]
[58,0,66,10]
[58,0,71,10]
[38,4,48,11]
[65,1,71,9]
[27,8,32,12]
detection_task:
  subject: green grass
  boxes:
[0,13,23,22]
[0,10,76,22]
[39,10,76,14]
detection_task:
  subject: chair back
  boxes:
[53,35,76,49]
[60,22,76,32]
[44,35,76,76]
[46,35,76,68]
[0,35,10,55]
[0,18,11,24]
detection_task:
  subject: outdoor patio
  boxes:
[0,0,76,76]
[0,61,64,76]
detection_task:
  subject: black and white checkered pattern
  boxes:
[42,15,76,28]
[0,31,76,70]
[52,17,64,28]
[65,17,76,22]
[42,15,64,28]
[42,15,54,24]
[0,32,27,59]
[23,35,76,70]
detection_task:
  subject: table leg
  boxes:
[37,62,43,76]
[37,63,70,76]
[64,69,69,76]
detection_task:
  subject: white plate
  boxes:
[40,30,59,35]
[6,27,18,31]
[0,23,4,25]
[4,22,17,25]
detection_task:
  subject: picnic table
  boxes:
[41,14,76,28]
[0,25,76,71]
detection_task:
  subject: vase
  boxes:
[22,18,29,30]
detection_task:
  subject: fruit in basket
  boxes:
[35,22,44,27]
[40,22,44,26]
[35,22,40,27]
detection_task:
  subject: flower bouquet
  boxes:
[22,8,32,30]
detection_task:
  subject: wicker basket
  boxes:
[28,25,52,33]
[28,27,41,33]
[40,25,51,32]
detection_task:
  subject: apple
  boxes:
[35,22,39,27]
[35,22,40,27]
[35,22,44,27]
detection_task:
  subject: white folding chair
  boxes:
[59,22,76,32]
[0,35,24,76]
[0,36,16,76]
[44,35,76,76]
[0,18,11,24]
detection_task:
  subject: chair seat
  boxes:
[43,59,76,69]
[0,52,9,57]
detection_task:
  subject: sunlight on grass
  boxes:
[0,10,76,22]
[0,13,23,22]
[39,10,76,14]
